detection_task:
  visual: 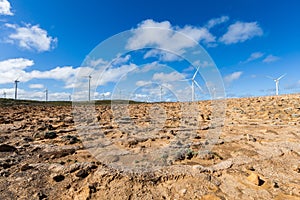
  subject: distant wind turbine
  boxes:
[14,78,20,100]
[45,88,48,102]
[266,73,286,96]
[180,67,204,101]
[82,75,92,101]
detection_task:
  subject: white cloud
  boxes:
[263,54,280,63]
[219,21,263,44]
[0,58,34,84]
[192,60,214,68]
[242,52,264,63]
[206,16,229,29]
[111,54,131,66]
[136,80,152,87]
[224,71,243,83]
[29,84,44,89]
[153,71,185,82]
[99,63,137,85]
[126,19,215,58]
[144,49,181,62]
[0,57,82,86]
[0,0,13,16]
[5,23,57,52]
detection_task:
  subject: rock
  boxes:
[0,144,17,152]
[179,188,187,196]
[75,169,89,178]
[61,135,80,144]
[48,164,65,173]
[64,116,74,123]
[291,114,300,118]
[247,172,264,186]
[44,147,76,159]
[44,131,57,139]
[292,164,300,173]
[52,174,65,182]
[20,163,33,171]
[212,160,233,171]
[34,192,47,200]
[246,134,256,142]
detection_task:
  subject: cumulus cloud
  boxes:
[126,19,216,59]
[224,71,243,83]
[144,49,181,62]
[241,52,264,63]
[0,0,13,16]
[5,23,57,52]
[219,21,263,44]
[206,16,229,29]
[153,71,185,82]
[29,84,44,89]
[136,80,152,87]
[0,58,34,84]
[263,54,280,63]
[0,57,81,86]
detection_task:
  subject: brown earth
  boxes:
[0,94,299,199]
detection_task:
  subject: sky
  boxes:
[0,0,300,101]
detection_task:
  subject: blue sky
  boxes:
[0,0,300,101]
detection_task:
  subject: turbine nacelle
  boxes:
[266,73,286,96]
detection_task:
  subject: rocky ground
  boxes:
[0,94,299,200]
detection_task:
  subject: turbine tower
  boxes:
[82,75,92,101]
[267,74,286,96]
[14,79,20,100]
[45,88,48,102]
[160,85,163,102]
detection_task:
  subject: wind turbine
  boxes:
[160,85,163,102]
[267,74,286,96]
[45,88,48,102]
[82,75,92,101]
[180,67,203,101]
[14,78,20,100]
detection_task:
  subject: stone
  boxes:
[20,163,33,171]
[179,188,187,196]
[75,169,89,178]
[247,172,264,186]
[292,164,300,173]
[0,144,17,152]
[52,174,65,182]
[44,131,57,139]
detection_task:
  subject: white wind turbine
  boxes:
[44,88,48,102]
[180,67,203,101]
[267,74,286,96]
[82,75,92,101]
[14,78,20,100]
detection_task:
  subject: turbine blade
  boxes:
[277,73,286,80]
[193,80,204,93]
[192,67,199,80]
[266,76,275,80]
